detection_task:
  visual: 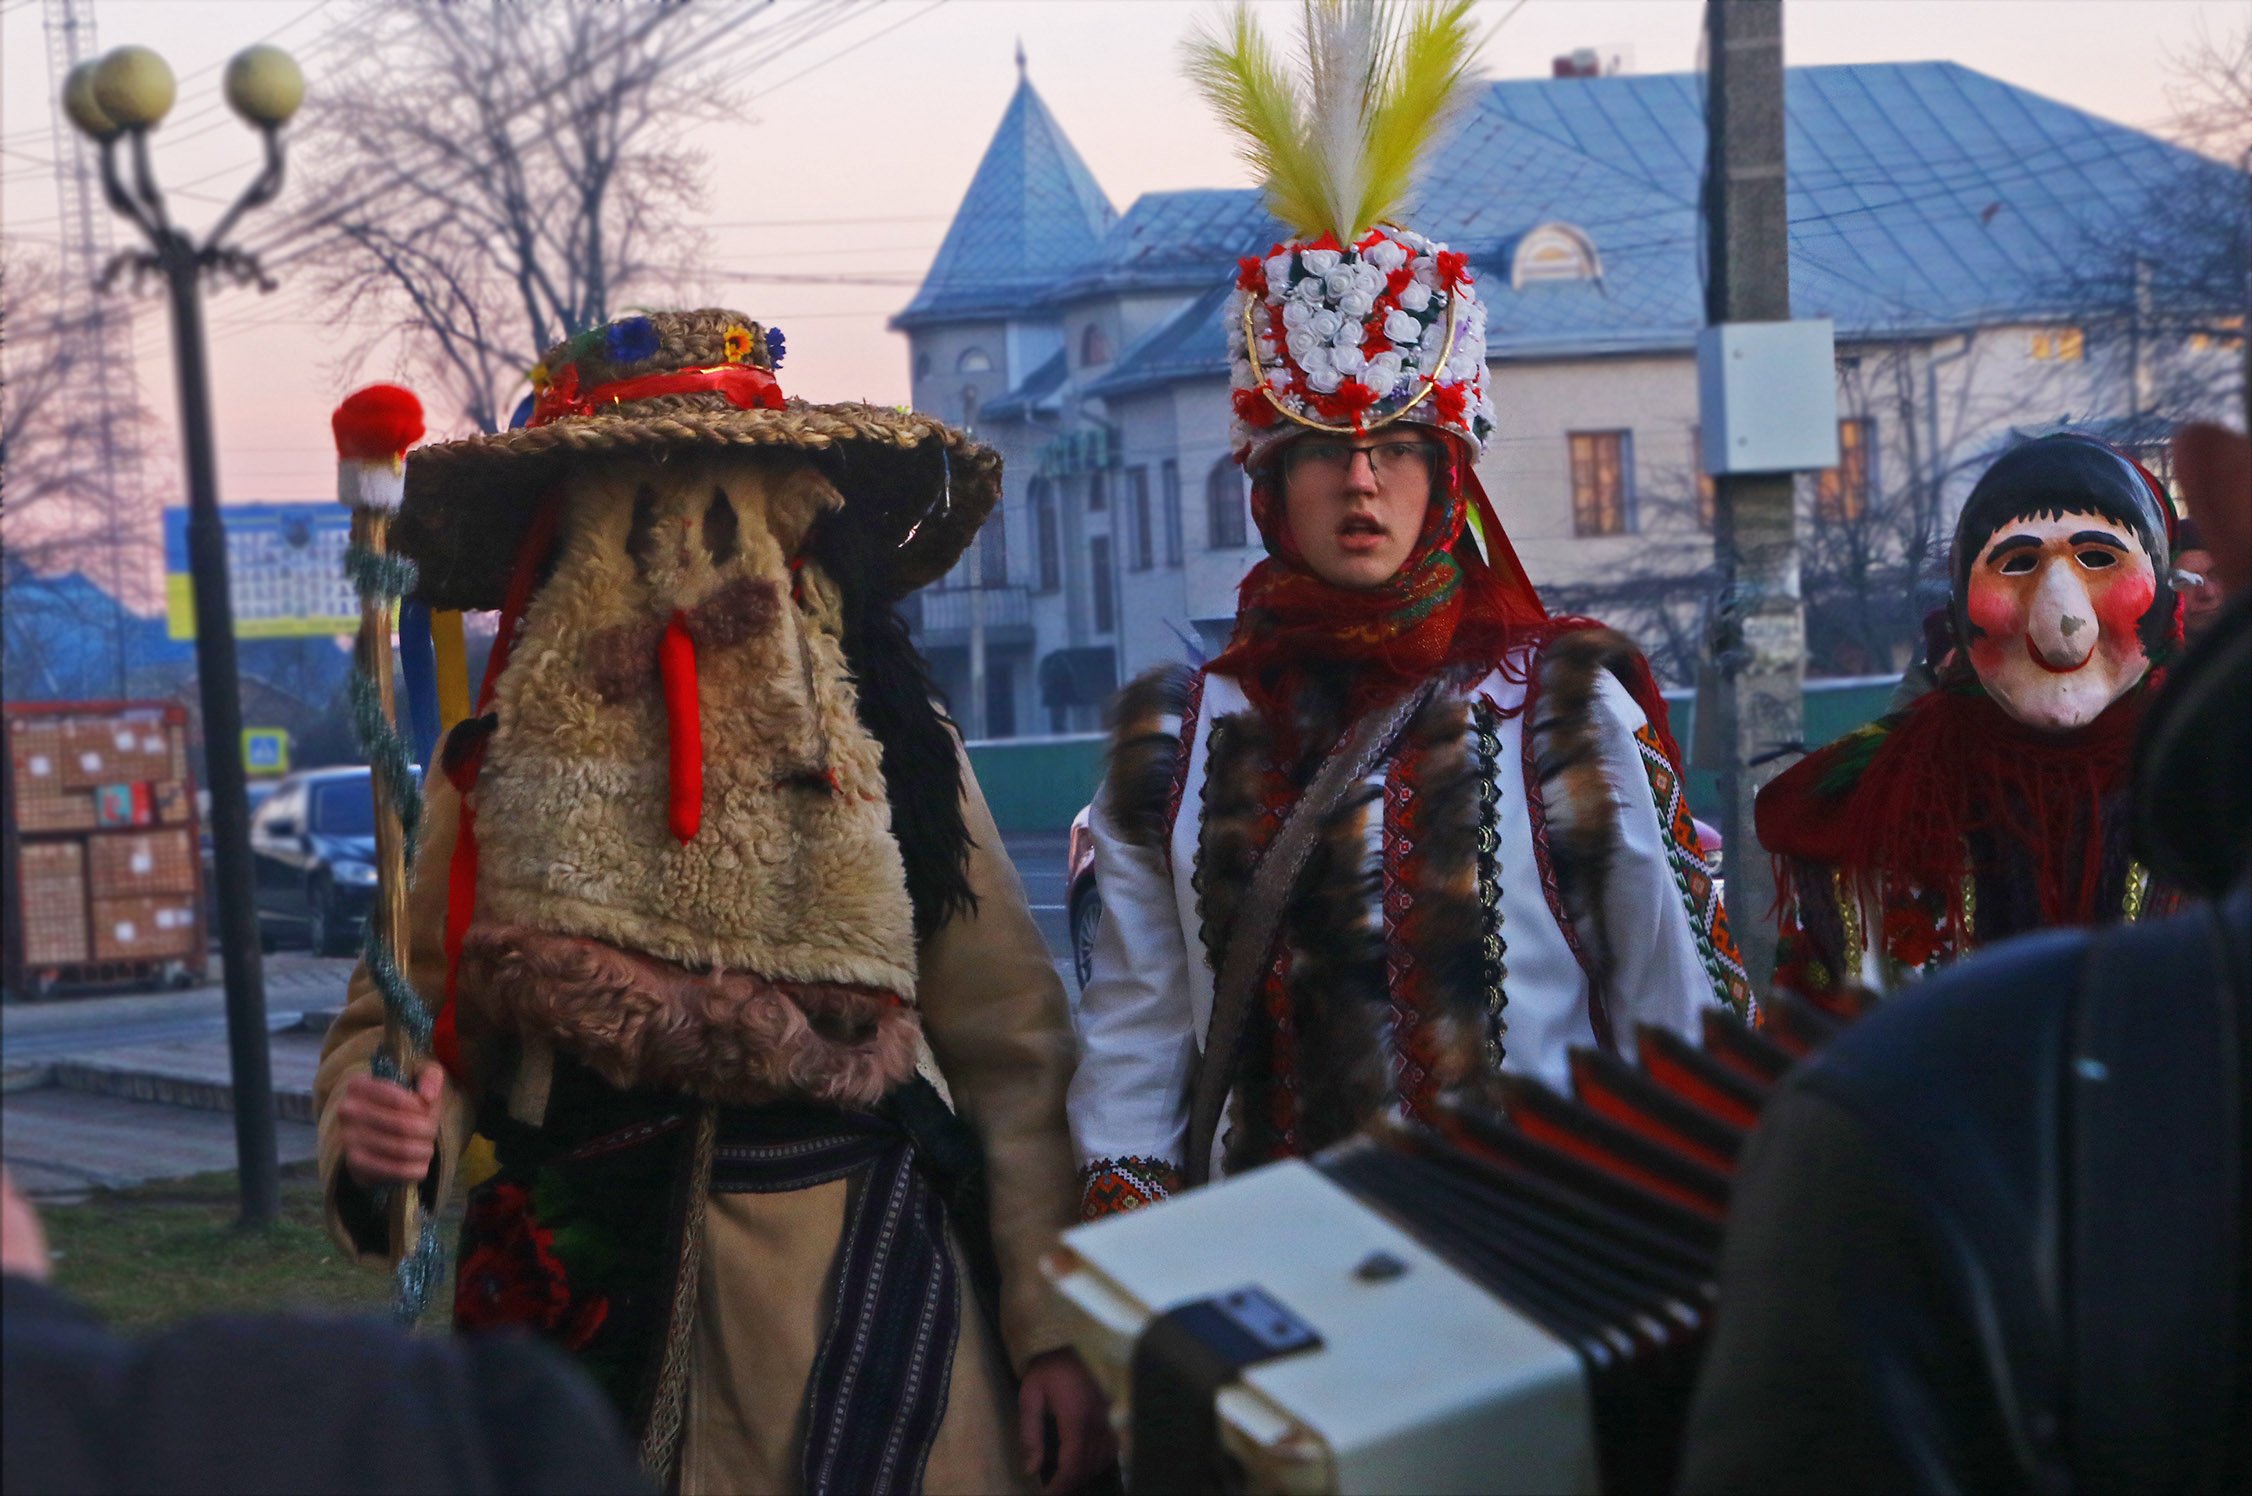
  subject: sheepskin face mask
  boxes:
[469,450,922,1007]
[1962,506,2157,732]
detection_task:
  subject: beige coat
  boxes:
[314,745,1080,1492]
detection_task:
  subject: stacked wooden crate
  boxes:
[4,702,207,993]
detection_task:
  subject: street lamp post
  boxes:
[65,42,304,1228]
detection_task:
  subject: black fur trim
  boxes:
[1103,664,1198,851]
[805,511,975,942]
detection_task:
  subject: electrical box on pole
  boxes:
[1697,320,1839,474]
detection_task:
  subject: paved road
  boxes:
[2,835,1081,1064]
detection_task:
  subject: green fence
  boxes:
[966,675,1904,835]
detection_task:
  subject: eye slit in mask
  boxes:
[626,484,662,577]
[703,487,740,567]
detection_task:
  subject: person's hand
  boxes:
[2,1165,51,1281]
[336,1064,446,1189]
[1018,1346,1115,1494]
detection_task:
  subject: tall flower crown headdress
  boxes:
[1190,0,1493,468]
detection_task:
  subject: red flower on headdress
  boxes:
[1436,250,1471,289]
[1308,230,1343,252]
[1233,385,1279,427]
[1311,379,1380,425]
[1385,266,1416,298]
[1236,256,1267,293]
[1881,903,1949,970]
[1432,381,1468,428]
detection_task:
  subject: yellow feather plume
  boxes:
[1184,1,1481,246]
[1183,5,1329,242]
[1356,0,1480,236]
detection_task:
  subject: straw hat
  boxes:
[394,307,997,609]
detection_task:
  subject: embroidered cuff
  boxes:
[1077,1156,1183,1222]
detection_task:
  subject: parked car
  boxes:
[1066,805,1100,987]
[200,781,278,926]
[246,766,415,956]
[1063,804,1727,987]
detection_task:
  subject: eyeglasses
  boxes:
[1283,438,1438,482]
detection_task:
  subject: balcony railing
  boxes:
[900,583,1033,642]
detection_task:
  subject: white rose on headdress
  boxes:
[1411,255,1439,289]
[1351,261,1386,296]
[1447,347,1484,383]
[1287,328,1318,362]
[1299,342,1335,376]
[1338,286,1377,320]
[1231,358,1256,387]
[1397,280,1433,314]
[1322,265,1357,300]
[1282,298,1313,332]
[1257,333,1281,361]
[1265,251,1295,293]
[1308,308,1342,340]
[1330,343,1368,378]
[1365,349,1407,392]
[1300,247,1342,277]
[1366,237,1409,273]
[1290,274,1325,306]
[1336,316,1367,347]
[1397,228,1433,254]
[1304,364,1345,394]
[1382,308,1425,346]
[1420,318,1449,357]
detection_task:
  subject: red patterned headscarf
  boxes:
[1207,434,1565,741]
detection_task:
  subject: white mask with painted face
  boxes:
[1962,509,2158,731]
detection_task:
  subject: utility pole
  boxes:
[1702,0,1803,993]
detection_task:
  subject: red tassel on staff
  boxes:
[659,612,702,843]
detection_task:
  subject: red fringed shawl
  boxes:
[1760,683,2147,934]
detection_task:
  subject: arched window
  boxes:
[914,351,933,379]
[1511,221,1602,288]
[1205,458,1248,549]
[956,346,993,373]
[1080,323,1111,367]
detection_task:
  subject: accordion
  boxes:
[1045,993,1864,1495]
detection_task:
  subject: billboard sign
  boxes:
[165,503,361,640]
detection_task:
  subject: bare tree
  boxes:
[2041,18,2252,430]
[1552,334,2067,687]
[276,0,841,435]
[3,246,169,704]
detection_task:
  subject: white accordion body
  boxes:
[1045,1159,1600,1495]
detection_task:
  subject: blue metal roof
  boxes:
[892,74,1118,328]
[981,348,1070,420]
[984,63,2224,400]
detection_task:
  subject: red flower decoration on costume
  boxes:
[1236,256,1266,293]
[1436,250,1471,289]
[1431,381,1468,428]
[453,1182,611,1350]
[1310,379,1380,425]
[1233,385,1279,427]
[1881,904,1948,970]
[1385,267,1416,298]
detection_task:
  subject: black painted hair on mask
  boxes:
[1949,434,2177,658]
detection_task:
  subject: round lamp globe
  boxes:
[224,45,303,128]
[92,46,175,130]
[62,60,119,139]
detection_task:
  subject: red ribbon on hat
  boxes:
[529,362,785,428]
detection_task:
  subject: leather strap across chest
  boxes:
[1185,676,1443,1185]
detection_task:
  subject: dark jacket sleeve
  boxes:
[3,1273,650,1495]
[1677,1087,2046,1496]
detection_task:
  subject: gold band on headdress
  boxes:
[1242,293,1462,436]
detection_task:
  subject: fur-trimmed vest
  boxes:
[1067,630,1750,1219]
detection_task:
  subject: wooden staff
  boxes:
[334,384,428,1271]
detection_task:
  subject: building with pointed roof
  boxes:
[895,60,2240,739]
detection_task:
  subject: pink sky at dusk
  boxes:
[2,0,2237,609]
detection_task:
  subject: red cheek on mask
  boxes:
[1964,573,2021,676]
[2091,569,2156,648]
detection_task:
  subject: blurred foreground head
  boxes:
[2135,422,2252,897]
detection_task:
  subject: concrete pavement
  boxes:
[3,834,1082,1199]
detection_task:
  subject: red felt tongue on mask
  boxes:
[659,612,702,842]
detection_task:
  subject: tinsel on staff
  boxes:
[332,382,444,1319]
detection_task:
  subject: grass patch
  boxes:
[39,1163,459,1332]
